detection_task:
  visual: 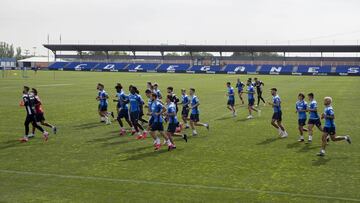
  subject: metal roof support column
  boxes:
[160,51,164,64]
[105,51,109,63]
[283,52,286,66]
[320,52,323,66]
[220,51,223,65]
[132,51,136,60]
[190,51,193,66]
[251,52,254,65]
[80,51,83,62]
[53,51,57,62]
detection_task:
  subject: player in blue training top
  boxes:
[307,93,323,143]
[148,93,169,151]
[142,89,154,140]
[189,88,209,136]
[180,88,190,129]
[268,88,288,138]
[317,97,351,156]
[245,79,260,119]
[235,78,245,105]
[135,88,148,125]
[113,83,133,136]
[96,83,112,125]
[165,95,188,150]
[153,83,162,100]
[226,82,236,117]
[128,85,145,138]
[295,93,308,142]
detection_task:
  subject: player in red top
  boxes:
[29,88,57,137]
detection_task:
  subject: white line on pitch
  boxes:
[0,169,359,202]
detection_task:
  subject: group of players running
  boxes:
[19,77,351,156]
[96,82,209,151]
[225,77,352,156]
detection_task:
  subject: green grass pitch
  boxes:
[0,71,359,202]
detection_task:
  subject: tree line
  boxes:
[0,42,23,60]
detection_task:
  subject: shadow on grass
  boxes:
[287,142,302,149]
[86,136,119,143]
[102,139,134,147]
[73,122,104,129]
[122,148,184,161]
[120,145,154,154]
[236,118,250,122]
[298,144,320,153]
[0,139,36,150]
[312,157,331,166]
[214,116,234,121]
[256,137,279,145]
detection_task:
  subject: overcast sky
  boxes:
[1,0,360,55]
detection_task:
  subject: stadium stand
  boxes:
[44,44,360,76]
[48,62,69,70]
[223,64,257,73]
[189,65,222,72]
[157,64,190,72]
[47,61,360,75]
[335,65,360,75]
[258,65,294,74]
[297,65,332,74]
[127,63,158,71]
[94,63,128,71]
[64,62,98,71]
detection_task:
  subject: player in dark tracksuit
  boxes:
[254,78,266,106]
[167,86,180,113]
[20,86,49,142]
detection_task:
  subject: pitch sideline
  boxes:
[0,169,359,202]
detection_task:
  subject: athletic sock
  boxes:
[308,135,312,141]
[300,135,304,140]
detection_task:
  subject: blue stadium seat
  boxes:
[297,65,332,73]
[127,63,158,71]
[157,64,190,71]
[95,63,128,71]
[335,65,360,74]
[223,64,257,73]
[259,65,293,74]
[189,65,222,72]
[48,62,69,70]
[64,62,99,71]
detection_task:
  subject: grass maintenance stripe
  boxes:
[0,169,359,202]
[37,84,73,87]
[0,84,73,89]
